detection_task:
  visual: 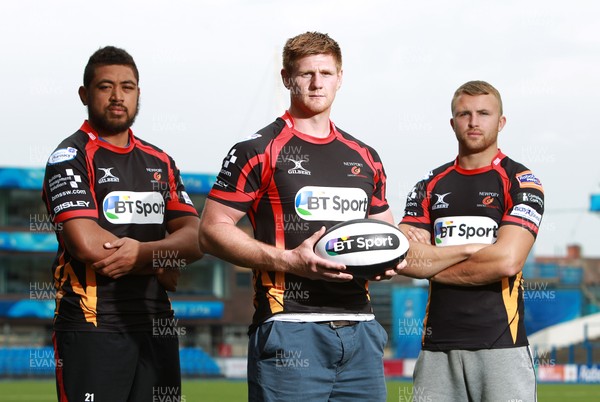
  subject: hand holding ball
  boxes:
[313,219,409,278]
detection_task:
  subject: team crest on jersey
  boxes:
[477,191,500,208]
[432,192,451,210]
[97,167,120,184]
[287,157,311,175]
[343,161,367,178]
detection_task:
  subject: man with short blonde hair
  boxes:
[400,80,543,402]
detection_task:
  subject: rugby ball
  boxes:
[314,218,409,278]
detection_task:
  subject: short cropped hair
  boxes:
[83,46,139,88]
[451,80,503,115]
[282,32,342,74]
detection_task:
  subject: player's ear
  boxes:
[450,118,455,129]
[281,68,291,89]
[497,115,506,132]
[78,86,88,106]
[336,69,343,90]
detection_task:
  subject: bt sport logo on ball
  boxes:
[325,233,400,256]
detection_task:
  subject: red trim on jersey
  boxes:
[503,215,539,234]
[291,128,336,144]
[332,127,389,209]
[53,332,69,402]
[423,165,456,224]
[209,188,256,204]
[401,216,430,226]
[490,152,513,212]
[240,154,266,200]
[55,209,98,223]
[166,200,198,214]
[134,140,179,204]
[267,126,296,248]
[208,152,267,207]
[280,111,335,143]
[80,120,137,154]
[453,150,507,175]
[84,138,101,215]
[134,141,171,169]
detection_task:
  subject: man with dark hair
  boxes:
[42,46,202,402]
[400,80,544,402]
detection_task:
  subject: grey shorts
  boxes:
[413,346,537,402]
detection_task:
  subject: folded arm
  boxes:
[398,224,488,279]
[91,215,203,279]
[62,216,202,290]
[431,225,535,286]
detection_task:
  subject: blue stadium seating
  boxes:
[0,346,221,377]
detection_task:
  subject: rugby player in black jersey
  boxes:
[400,81,543,402]
[199,31,401,401]
[198,31,483,402]
[43,46,202,402]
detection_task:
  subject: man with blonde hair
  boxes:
[400,80,544,401]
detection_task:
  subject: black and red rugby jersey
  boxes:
[208,112,390,331]
[401,150,544,350]
[42,121,198,332]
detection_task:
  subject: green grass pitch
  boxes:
[0,379,599,401]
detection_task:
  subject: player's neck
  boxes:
[97,131,130,148]
[457,147,499,170]
[287,107,332,138]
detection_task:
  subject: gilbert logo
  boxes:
[432,192,451,210]
[287,158,311,175]
[98,167,120,184]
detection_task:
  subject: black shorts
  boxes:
[53,330,181,402]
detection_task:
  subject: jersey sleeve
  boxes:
[42,145,98,223]
[367,147,390,216]
[400,173,433,231]
[207,140,265,212]
[164,156,199,221]
[502,168,544,237]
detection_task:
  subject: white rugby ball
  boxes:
[314,218,409,278]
